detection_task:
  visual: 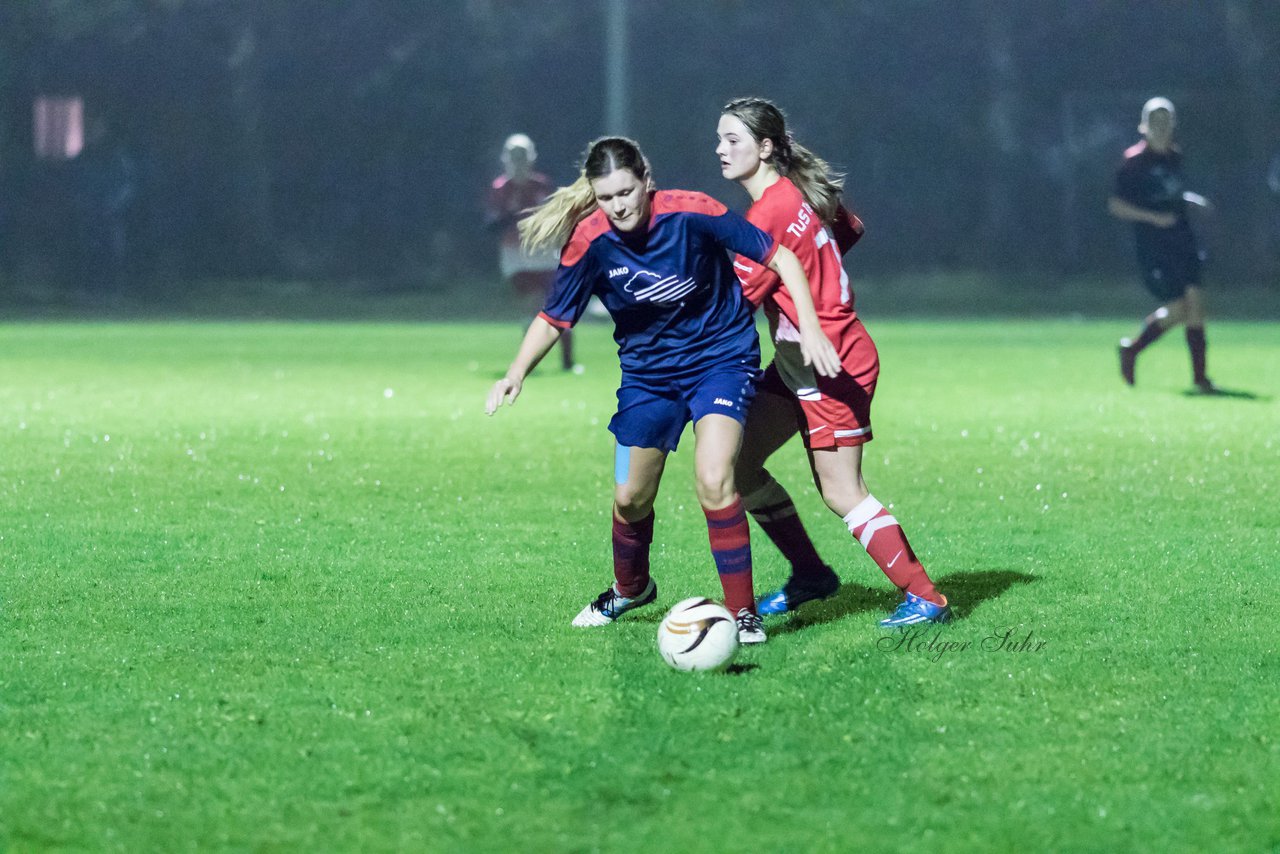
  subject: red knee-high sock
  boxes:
[742,475,828,582]
[843,495,942,605]
[612,510,654,597]
[703,497,755,615]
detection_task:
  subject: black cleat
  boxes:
[1193,377,1220,395]
[1119,341,1136,386]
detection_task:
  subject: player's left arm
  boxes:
[831,204,865,256]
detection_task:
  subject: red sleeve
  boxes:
[831,204,865,256]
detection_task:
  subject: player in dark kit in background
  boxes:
[485,136,841,644]
[487,134,577,372]
[717,98,951,627]
[1109,97,1216,393]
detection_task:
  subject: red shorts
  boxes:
[759,324,879,449]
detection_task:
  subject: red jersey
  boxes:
[488,172,558,276]
[733,177,874,388]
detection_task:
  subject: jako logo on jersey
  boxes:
[623,270,698,304]
[608,266,630,278]
[713,397,734,407]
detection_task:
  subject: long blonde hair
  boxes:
[721,97,844,225]
[519,137,652,252]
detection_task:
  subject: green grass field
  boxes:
[2,318,1278,852]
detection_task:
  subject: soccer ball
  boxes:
[657,597,739,672]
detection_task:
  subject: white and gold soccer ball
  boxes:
[657,597,739,672]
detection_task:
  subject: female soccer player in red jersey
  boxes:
[486,133,577,371]
[716,97,951,627]
[485,136,841,643]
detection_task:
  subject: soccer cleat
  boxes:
[1193,377,1220,395]
[735,608,767,644]
[878,592,952,627]
[756,566,840,616]
[1118,341,1136,386]
[571,578,657,627]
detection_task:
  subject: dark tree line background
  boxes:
[1,0,1277,295]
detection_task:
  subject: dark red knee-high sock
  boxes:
[703,497,755,615]
[742,476,828,582]
[842,495,942,605]
[1186,326,1207,384]
[612,510,654,597]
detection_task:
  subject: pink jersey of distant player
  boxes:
[732,177,875,387]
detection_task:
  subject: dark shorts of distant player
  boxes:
[1138,248,1204,303]
[758,360,876,450]
[609,364,761,453]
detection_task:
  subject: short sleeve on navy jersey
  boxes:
[538,214,609,329]
[656,192,777,267]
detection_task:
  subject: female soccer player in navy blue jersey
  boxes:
[485,136,840,644]
[1109,97,1216,393]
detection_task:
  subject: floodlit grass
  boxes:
[2,319,1278,852]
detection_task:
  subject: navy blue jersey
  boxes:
[539,190,778,380]
[1114,140,1199,261]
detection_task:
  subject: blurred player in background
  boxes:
[485,136,841,644]
[1109,97,1216,393]
[717,97,951,627]
[487,133,577,372]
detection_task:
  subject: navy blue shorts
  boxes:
[1139,248,1204,302]
[609,364,760,452]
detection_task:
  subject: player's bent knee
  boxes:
[694,472,735,508]
[614,484,656,518]
[615,497,654,521]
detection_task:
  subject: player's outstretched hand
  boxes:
[799,325,842,378]
[486,376,523,415]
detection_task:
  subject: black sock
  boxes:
[1186,326,1207,383]
[1128,316,1166,354]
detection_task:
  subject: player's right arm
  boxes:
[486,223,600,415]
[485,179,512,232]
[486,315,562,414]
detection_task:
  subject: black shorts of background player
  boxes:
[1108,97,1216,393]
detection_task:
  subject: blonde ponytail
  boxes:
[518,174,597,253]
